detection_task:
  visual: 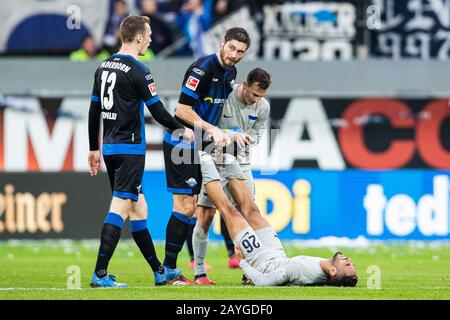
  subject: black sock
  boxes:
[186,217,197,261]
[94,213,123,278]
[221,215,235,258]
[131,219,163,273]
[195,273,207,280]
[163,211,190,269]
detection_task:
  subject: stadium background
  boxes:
[0,0,449,246]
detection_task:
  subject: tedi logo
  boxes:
[364,175,449,237]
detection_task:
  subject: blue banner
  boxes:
[142,169,450,241]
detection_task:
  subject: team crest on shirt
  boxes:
[185,76,200,91]
[148,83,157,96]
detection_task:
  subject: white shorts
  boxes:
[234,227,287,274]
[198,163,254,208]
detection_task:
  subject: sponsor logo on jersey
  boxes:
[148,83,157,96]
[145,74,153,81]
[185,76,200,91]
[212,78,219,82]
[204,97,227,104]
[192,67,205,76]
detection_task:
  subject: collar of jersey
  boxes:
[112,53,136,60]
[112,53,149,72]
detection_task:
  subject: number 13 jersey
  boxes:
[90,54,160,156]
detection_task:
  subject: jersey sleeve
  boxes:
[178,65,210,106]
[239,260,288,287]
[135,68,161,108]
[90,68,101,105]
[88,69,101,150]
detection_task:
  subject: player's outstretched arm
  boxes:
[176,103,231,147]
[147,101,194,143]
[239,260,288,287]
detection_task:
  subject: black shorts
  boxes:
[163,133,201,195]
[103,154,145,201]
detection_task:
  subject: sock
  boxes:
[131,219,163,273]
[221,215,235,258]
[255,226,284,251]
[193,224,209,277]
[186,217,197,261]
[163,211,190,269]
[94,212,124,278]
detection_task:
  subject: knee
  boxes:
[198,208,215,229]
[182,202,196,216]
[174,196,196,216]
[241,201,260,219]
[130,206,147,220]
[193,223,208,239]
[221,202,240,218]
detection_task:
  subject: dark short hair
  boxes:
[328,274,358,287]
[119,15,150,43]
[224,27,251,49]
[247,68,271,90]
[328,252,358,287]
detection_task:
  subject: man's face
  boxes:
[138,24,152,56]
[115,1,128,16]
[332,252,357,280]
[219,39,248,67]
[82,37,96,56]
[242,81,267,105]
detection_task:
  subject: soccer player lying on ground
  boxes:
[198,151,358,287]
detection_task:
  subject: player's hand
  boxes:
[234,246,244,262]
[88,150,101,176]
[209,127,231,148]
[182,127,195,144]
[234,133,254,148]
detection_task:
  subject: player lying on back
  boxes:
[197,151,358,287]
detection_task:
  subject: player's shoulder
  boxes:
[257,97,271,113]
[187,54,217,75]
[114,54,151,74]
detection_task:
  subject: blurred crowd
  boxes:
[70,0,271,61]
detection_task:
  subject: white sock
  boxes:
[193,224,209,277]
[255,226,284,251]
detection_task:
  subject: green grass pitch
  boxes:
[1,240,449,300]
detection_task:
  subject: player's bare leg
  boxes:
[204,180,249,239]
[227,179,270,230]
